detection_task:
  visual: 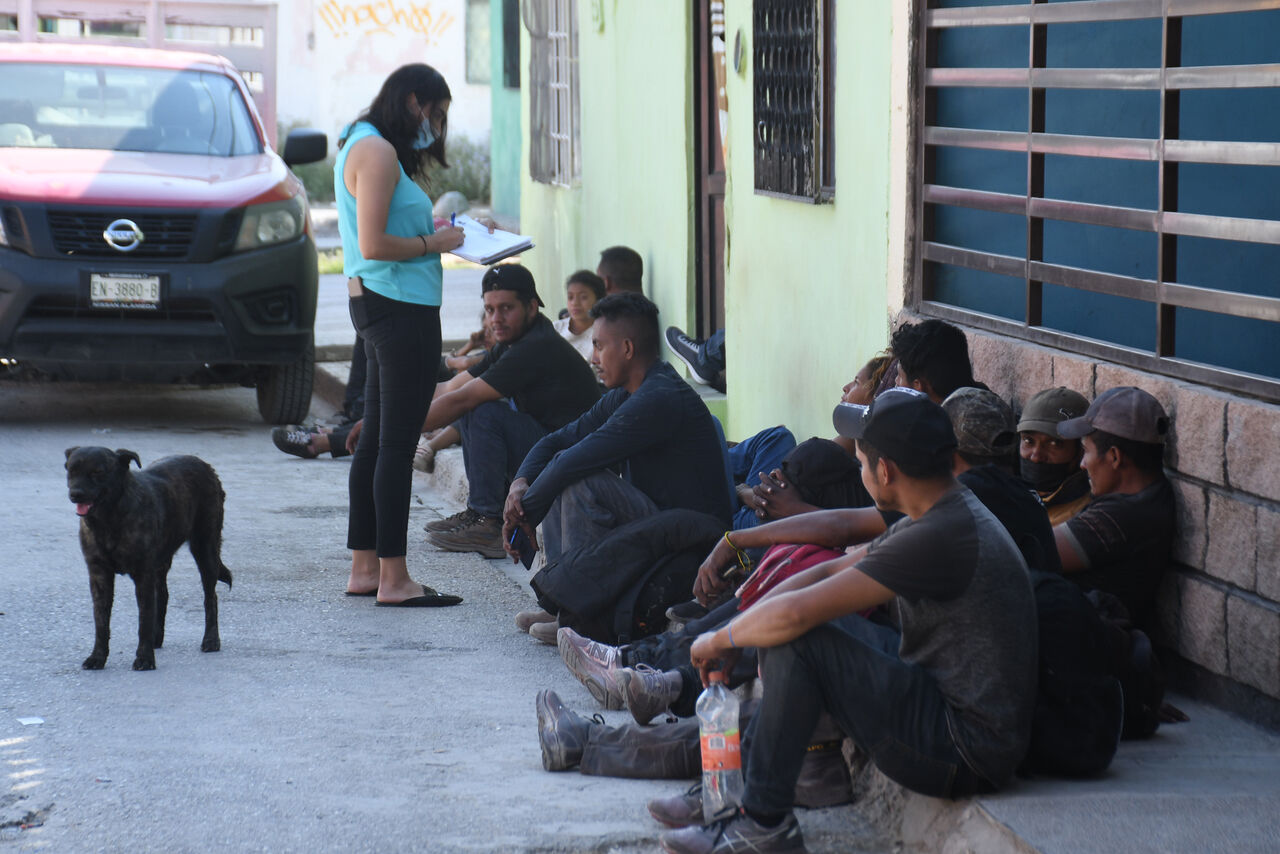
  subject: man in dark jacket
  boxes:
[503,293,732,641]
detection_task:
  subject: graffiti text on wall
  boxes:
[318,0,456,41]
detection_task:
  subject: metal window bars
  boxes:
[911,0,1280,401]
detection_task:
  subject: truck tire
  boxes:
[256,339,315,424]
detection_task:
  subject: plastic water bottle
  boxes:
[697,672,744,822]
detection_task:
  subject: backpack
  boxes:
[1021,571,1125,777]
[531,509,724,645]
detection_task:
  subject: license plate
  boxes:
[90,273,161,309]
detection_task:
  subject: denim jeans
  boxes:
[347,287,440,558]
[541,470,659,564]
[727,425,797,530]
[742,615,990,813]
[456,400,547,518]
[697,329,726,374]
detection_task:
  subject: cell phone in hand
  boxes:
[509,528,536,570]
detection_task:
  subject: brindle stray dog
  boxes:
[65,446,233,671]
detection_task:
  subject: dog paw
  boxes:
[131,656,156,671]
[82,656,107,670]
[201,638,221,653]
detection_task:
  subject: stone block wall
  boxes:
[955,321,1280,717]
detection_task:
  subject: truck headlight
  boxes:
[234,196,305,251]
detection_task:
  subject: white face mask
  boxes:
[413,108,436,151]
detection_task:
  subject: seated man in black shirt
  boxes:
[659,388,1037,853]
[423,265,601,559]
[891,318,983,403]
[503,293,733,641]
[1054,386,1175,629]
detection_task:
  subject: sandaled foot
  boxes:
[375,583,462,607]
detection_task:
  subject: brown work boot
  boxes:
[427,513,507,559]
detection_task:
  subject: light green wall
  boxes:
[489,0,520,221]
[519,0,696,332]
[517,0,895,442]
[719,1,893,442]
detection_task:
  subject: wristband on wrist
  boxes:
[419,234,429,255]
[726,623,736,649]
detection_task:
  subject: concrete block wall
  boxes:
[957,322,1280,716]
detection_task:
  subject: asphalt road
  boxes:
[0,381,887,853]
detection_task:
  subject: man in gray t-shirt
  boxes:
[661,388,1038,854]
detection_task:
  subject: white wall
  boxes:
[274,0,491,147]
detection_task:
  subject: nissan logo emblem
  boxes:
[103,219,145,252]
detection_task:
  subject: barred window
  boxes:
[753,0,835,202]
[525,0,579,187]
[913,0,1280,401]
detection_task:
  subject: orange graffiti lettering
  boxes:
[318,0,456,41]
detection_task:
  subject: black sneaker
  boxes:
[272,426,318,459]
[665,327,718,386]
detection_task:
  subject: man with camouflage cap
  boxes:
[1052,386,1175,627]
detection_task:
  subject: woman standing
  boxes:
[337,64,464,606]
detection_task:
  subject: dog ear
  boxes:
[116,449,142,469]
[65,446,80,464]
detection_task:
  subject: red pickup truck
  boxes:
[0,42,327,423]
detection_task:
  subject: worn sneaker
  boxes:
[665,599,710,634]
[516,607,556,633]
[556,628,630,710]
[558,626,622,677]
[535,689,602,772]
[428,514,508,559]
[659,810,806,854]
[425,507,479,533]
[272,426,318,459]
[528,618,560,645]
[665,327,718,386]
[648,782,710,828]
[623,664,684,726]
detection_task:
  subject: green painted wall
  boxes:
[718,1,893,443]
[517,0,895,442]
[489,0,521,221]
[519,0,696,334]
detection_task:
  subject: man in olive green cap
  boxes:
[1017,386,1092,525]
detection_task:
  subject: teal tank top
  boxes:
[334,121,443,306]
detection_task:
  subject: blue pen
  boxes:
[450,212,456,228]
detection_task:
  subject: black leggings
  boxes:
[347,285,440,558]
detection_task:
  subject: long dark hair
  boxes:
[339,63,451,181]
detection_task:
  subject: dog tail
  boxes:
[219,564,233,589]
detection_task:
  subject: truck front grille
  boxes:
[47,210,198,258]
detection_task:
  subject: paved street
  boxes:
[0,381,886,853]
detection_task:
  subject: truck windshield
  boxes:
[0,63,262,156]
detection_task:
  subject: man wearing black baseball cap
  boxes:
[1051,386,1175,627]
[662,388,1037,853]
[421,264,601,559]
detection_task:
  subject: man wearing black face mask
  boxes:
[1018,387,1092,526]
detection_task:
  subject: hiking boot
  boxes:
[555,628,630,710]
[665,327,718,386]
[623,664,684,726]
[648,782,714,828]
[535,689,601,772]
[427,514,507,559]
[425,507,479,533]
[272,426,318,459]
[659,810,806,854]
[516,607,556,633]
[528,618,560,645]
